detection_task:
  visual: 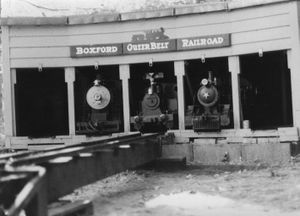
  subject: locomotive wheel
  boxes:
[86,85,111,110]
[197,85,219,107]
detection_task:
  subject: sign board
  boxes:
[70,28,231,58]
[70,43,122,58]
[123,39,176,55]
[177,34,231,51]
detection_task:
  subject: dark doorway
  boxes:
[240,51,293,129]
[185,57,233,129]
[74,65,123,135]
[15,68,68,137]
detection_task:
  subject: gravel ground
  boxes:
[62,162,300,216]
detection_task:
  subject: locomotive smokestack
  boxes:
[208,71,213,83]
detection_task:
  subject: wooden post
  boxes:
[280,52,289,126]
[65,68,76,136]
[11,69,17,136]
[228,56,242,129]
[174,61,185,130]
[287,50,299,127]
[2,26,15,146]
[119,64,131,132]
[286,4,300,128]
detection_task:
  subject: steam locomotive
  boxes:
[192,71,222,131]
[76,75,120,135]
[131,72,174,133]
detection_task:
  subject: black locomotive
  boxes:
[192,71,222,131]
[131,72,174,133]
[76,75,120,135]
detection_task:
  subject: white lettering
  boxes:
[144,44,150,50]
[112,46,117,52]
[217,37,224,44]
[182,39,189,47]
[83,48,89,54]
[180,37,227,48]
[76,47,83,55]
[90,47,97,54]
[162,42,169,49]
[127,44,133,52]
[150,42,157,49]
[75,45,119,56]
[200,39,206,45]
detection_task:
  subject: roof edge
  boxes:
[0,17,68,26]
[0,0,295,26]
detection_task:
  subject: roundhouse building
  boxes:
[1,0,300,163]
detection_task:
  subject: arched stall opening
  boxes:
[129,61,178,132]
[240,51,293,130]
[74,65,123,135]
[184,57,233,131]
[15,68,69,137]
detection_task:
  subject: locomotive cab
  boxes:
[192,71,221,132]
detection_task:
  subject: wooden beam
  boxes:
[11,69,17,136]
[286,2,300,128]
[174,61,185,130]
[228,56,242,129]
[2,26,14,144]
[65,68,76,136]
[119,64,131,132]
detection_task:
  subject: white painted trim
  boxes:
[2,27,14,144]
[65,67,76,135]
[286,1,300,128]
[228,56,242,129]
[119,64,131,132]
[11,69,17,135]
[174,61,185,130]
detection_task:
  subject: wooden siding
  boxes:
[7,1,294,68]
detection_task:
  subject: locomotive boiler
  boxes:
[192,71,221,131]
[132,72,174,133]
[76,75,120,135]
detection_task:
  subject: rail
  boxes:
[0,133,161,216]
[1,166,47,216]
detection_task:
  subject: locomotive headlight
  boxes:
[134,116,141,123]
[201,78,209,86]
[159,114,168,122]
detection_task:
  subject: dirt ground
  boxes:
[62,162,300,216]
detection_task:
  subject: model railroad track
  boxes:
[0,133,161,216]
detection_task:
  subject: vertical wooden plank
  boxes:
[11,69,17,136]
[174,61,185,130]
[228,56,242,129]
[280,52,289,125]
[286,2,300,128]
[1,26,14,146]
[65,67,76,136]
[119,64,131,132]
[287,49,298,127]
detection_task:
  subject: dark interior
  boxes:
[184,57,233,129]
[129,61,178,130]
[240,51,293,129]
[74,65,123,135]
[15,68,68,137]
